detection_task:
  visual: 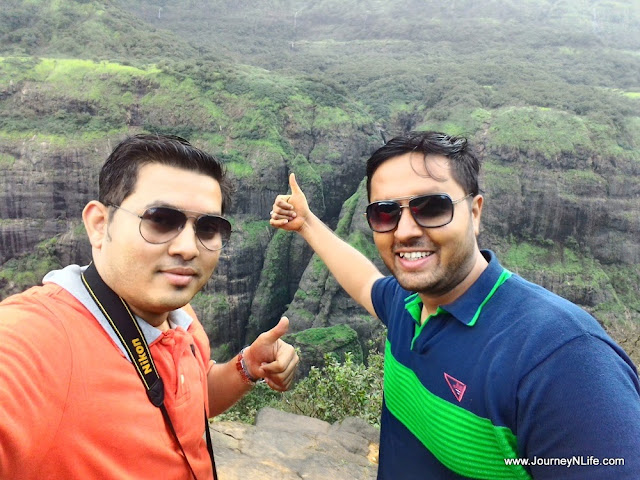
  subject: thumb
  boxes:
[289,172,303,196]
[260,316,289,344]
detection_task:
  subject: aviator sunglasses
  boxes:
[108,204,232,251]
[365,193,472,233]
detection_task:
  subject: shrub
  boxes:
[280,351,383,426]
[215,351,384,427]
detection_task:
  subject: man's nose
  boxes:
[167,220,200,260]
[394,206,423,241]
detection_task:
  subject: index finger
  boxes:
[275,194,294,210]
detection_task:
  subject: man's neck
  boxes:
[155,319,171,332]
[418,250,489,322]
[128,305,171,332]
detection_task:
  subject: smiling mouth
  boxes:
[398,251,433,261]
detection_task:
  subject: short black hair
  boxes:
[366,131,480,200]
[99,134,234,213]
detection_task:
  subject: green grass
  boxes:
[418,107,493,138]
[0,236,62,294]
[481,161,521,196]
[239,220,271,246]
[334,182,363,237]
[501,240,614,295]
[291,324,357,348]
[0,152,16,167]
[348,230,378,261]
[190,291,230,314]
[489,106,593,159]
[226,162,254,178]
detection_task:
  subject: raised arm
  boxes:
[270,173,383,317]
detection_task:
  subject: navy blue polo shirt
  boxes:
[372,250,640,479]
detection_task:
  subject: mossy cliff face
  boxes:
[0,109,378,363]
[1,127,638,367]
[2,130,639,368]
[278,180,387,363]
[1,56,638,367]
[268,138,639,366]
[478,126,639,331]
[0,54,379,364]
[0,140,99,266]
[283,324,364,376]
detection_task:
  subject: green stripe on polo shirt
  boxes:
[384,341,531,479]
[468,269,512,326]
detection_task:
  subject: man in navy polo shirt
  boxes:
[269,131,640,479]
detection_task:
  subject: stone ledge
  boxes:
[210,407,379,480]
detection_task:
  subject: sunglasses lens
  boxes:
[366,194,457,232]
[195,216,232,250]
[409,194,453,228]
[366,202,401,232]
[140,207,186,243]
[136,207,232,250]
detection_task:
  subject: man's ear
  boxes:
[472,194,483,237]
[82,201,109,249]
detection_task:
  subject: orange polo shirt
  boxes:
[0,282,215,480]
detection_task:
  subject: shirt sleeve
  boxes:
[0,296,73,477]
[371,276,400,327]
[516,333,640,479]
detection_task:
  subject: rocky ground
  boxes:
[209,407,380,480]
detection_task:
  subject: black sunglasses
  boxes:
[365,193,472,233]
[109,204,232,251]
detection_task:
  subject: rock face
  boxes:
[283,324,365,377]
[0,128,379,361]
[279,154,640,366]
[210,408,379,480]
[0,140,100,265]
[1,131,639,368]
[280,180,389,366]
[1,68,638,367]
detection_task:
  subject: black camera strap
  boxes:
[81,262,217,480]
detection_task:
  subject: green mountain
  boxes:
[0,0,638,367]
[124,0,640,120]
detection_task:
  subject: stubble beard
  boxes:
[394,255,472,297]
[386,237,477,297]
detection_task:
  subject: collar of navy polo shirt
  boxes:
[403,250,512,328]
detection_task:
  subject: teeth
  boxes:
[399,251,431,260]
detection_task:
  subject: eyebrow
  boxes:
[143,202,222,217]
[371,192,447,203]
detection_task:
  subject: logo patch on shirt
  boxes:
[444,373,467,402]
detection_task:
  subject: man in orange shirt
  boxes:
[0,134,299,479]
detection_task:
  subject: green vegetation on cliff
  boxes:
[286,324,364,365]
[1,0,638,370]
[217,351,384,427]
[0,236,61,295]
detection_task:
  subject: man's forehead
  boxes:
[370,153,453,191]
[134,162,220,186]
[126,163,222,209]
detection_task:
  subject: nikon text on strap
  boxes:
[81,262,217,480]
